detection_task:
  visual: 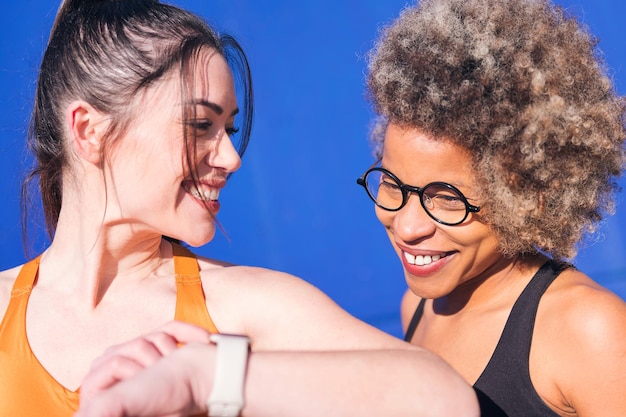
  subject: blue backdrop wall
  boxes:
[1,0,625,337]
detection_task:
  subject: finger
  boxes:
[91,321,212,370]
[74,394,125,417]
[90,336,169,373]
[78,352,203,417]
[79,355,146,405]
[149,320,214,345]
[79,322,214,408]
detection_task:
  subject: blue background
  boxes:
[1,0,624,337]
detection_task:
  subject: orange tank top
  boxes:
[0,243,218,416]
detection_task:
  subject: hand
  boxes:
[75,321,215,417]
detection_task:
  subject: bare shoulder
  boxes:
[0,264,23,319]
[537,268,626,350]
[195,255,322,295]
[194,257,409,350]
[195,256,336,317]
[197,260,335,312]
[534,267,626,412]
[540,267,626,333]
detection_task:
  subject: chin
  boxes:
[169,228,216,248]
[405,275,454,300]
[185,235,216,248]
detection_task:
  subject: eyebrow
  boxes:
[380,165,472,191]
[190,99,239,117]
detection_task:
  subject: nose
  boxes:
[205,132,242,174]
[388,193,437,242]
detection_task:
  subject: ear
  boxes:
[66,100,106,165]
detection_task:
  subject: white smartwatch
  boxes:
[206,333,251,417]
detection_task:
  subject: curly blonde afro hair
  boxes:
[367,0,626,260]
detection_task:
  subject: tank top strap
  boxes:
[483,259,567,364]
[0,255,81,415]
[1,256,40,343]
[473,259,568,417]
[404,298,426,342]
[10,256,42,297]
[171,243,218,333]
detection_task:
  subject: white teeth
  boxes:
[405,252,416,264]
[188,185,220,201]
[403,252,442,266]
[189,187,201,198]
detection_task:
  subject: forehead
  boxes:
[142,48,237,109]
[382,123,475,186]
[191,48,236,103]
[123,48,239,131]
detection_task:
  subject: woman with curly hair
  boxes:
[362,0,626,415]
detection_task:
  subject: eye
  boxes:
[185,119,213,133]
[433,194,463,203]
[425,187,466,210]
[378,178,403,200]
[226,126,240,136]
[381,179,400,190]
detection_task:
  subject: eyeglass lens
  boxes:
[364,169,469,224]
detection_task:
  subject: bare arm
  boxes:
[202,265,425,352]
[547,283,626,417]
[75,322,478,417]
[243,348,475,417]
[76,265,479,417]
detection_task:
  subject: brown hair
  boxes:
[22,0,253,244]
[367,0,625,260]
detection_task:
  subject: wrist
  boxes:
[175,343,218,415]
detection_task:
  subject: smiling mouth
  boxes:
[403,252,450,266]
[184,184,221,202]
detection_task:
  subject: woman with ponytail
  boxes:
[0,1,477,416]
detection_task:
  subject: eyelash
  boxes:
[186,121,212,131]
[185,121,239,136]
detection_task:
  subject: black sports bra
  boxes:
[404,260,568,417]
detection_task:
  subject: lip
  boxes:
[182,178,226,214]
[187,193,221,215]
[184,177,227,189]
[396,242,455,278]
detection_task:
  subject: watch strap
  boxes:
[207,334,250,417]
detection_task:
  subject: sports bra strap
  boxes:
[11,256,42,296]
[404,298,426,342]
[172,243,218,333]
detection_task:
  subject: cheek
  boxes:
[374,206,394,228]
[452,222,500,253]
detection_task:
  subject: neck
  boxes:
[39,203,171,308]
[433,253,547,315]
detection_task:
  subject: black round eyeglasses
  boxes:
[356,167,480,226]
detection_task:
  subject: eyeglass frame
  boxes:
[356,166,481,226]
